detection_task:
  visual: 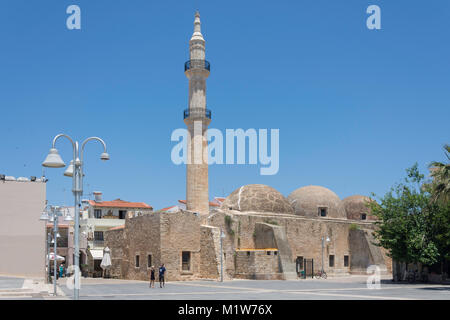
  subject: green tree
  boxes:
[368,164,439,267]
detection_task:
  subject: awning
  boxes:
[89,249,104,260]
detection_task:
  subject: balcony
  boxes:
[184,59,210,72]
[80,218,125,228]
[183,108,211,120]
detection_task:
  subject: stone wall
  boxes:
[104,228,125,278]
[105,208,391,281]
[106,211,203,281]
[124,214,161,281]
[208,209,389,277]
[160,211,201,281]
[349,228,392,274]
[199,225,221,279]
[234,250,282,280]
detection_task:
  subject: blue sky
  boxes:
[0,0,449,209]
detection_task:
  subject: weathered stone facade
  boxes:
[105,211,203,281]
[105,201,391,281]
[234,250,282,280]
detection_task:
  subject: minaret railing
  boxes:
[183,108,212,120]
[184,59,211,72]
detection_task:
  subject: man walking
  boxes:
[159,264,166,288]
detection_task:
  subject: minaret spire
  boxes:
[191,11,204,41]
[183,11,211,217]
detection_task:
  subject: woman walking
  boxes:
[149,266,155,288]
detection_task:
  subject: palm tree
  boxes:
[429,144,450,203]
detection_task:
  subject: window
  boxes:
[119,210,127,219]
[147,254,152,268]
[135,255,140,268]
[274,251,278,256]
[344,255,349,267]
[319,207,327,217]
[94,209,102,219]
[267,251,271,256]
[94,231,104,241]
[182,251,191,271]
[329,255,335,267]
[361,213,367,220]
[247,251,251,257]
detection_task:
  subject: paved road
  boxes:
[1,275,450,300]
[51,276,450,300]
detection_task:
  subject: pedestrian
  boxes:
[149,266,155,288]
[59,264,64,279]
[159,264,166,288]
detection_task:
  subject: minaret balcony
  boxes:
[184,59,211,72]
[183,108,212,120]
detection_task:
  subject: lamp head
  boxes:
[39,212,50,221]
[100,152,110,161]
[42,148,65,168]
[64,160,74,177]
[64,214,73,222]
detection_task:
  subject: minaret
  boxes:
[184,11,211,215]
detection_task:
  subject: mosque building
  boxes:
[104,12,391,281]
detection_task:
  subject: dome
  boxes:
[287,185,346,219]
[221,184,294,214]
[342,195,376,221]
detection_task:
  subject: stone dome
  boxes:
[342,195,376,221]
[287,185,346,219]
[221,184,294,214]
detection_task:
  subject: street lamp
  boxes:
[321,236,330,273]
[40,205,67,295]
[42,134,109,300]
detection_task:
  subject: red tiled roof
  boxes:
[161,205,177,211]
[178,199,219,207]
[89,199,152,209]
[46,224,69,228]
[109,225,125,231]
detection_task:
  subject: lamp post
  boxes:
[40,205,72,295]
[46,233,51,284]
[321,236,330,273]
[42,134,109,300]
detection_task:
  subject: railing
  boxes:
[183,108,212,120]
[184,59,210,72]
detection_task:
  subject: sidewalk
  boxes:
[0,276,65,299]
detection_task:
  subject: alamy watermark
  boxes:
[171,122,279,175]
[366,264,386,289]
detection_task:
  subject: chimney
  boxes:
[93,191,103,203]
